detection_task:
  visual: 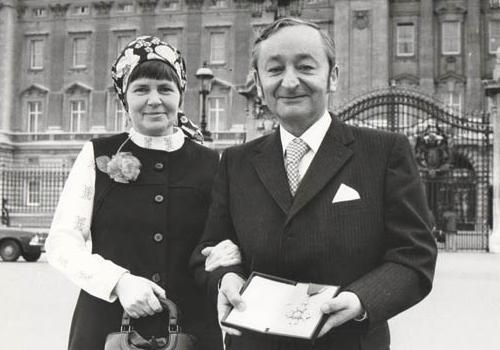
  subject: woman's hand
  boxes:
[202,239,242,272]
[114,273,166,318]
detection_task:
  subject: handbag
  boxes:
[104,297,197,350]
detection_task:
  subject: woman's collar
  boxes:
[129,127,185,152]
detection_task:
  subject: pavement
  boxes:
[1,252,499,350]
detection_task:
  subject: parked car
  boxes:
[0,227,48,262]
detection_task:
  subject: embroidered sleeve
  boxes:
[45,142,128,302]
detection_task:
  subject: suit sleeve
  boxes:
[344,134,437,323]
[190,149,246,304]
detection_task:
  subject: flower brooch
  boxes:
[96,137,141,183]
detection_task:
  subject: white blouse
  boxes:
[46,128,185,303]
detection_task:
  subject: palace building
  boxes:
[0,0,496,164]
[0,0,498,248]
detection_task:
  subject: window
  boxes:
[117,35,132,54]
[163,33,179,49]
[396,23,415,56]
[209,0,228,8]
[444,91,462,115]
[114,100,127,131]
[29,39,44,69]
[117,3,134,12]
[73,38,88,68]
[208,97,226,131]
[72,5,89,16]
[162,0,180,10]
[26,180,41,206]
[441,21,461,55]
[33,8,46,17]
[70,100,86,132]
[210,32,226,64]
[27,101,42,133]
[489,21,500,54]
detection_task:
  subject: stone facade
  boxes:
[0,0,497,164]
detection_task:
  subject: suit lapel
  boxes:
[285,117,355,225]
[251,131,293,214]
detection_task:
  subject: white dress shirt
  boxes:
[45,128,185,302]
[280,110,332,182]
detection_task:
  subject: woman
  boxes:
[46,36,240,350]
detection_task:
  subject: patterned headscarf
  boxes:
[111,36,203,142]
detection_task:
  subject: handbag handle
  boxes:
[121,297,179,333]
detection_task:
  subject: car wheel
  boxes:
[22,251,42,262]
[0,240,21,262]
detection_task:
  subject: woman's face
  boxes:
[126,78,181,136]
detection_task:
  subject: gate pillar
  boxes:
[484,52,500,252]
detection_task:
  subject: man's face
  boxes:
[255,25,334,133]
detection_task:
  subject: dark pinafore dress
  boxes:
[67,133,221,350]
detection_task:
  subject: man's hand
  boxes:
[114,273,166,319]
[317,291,365,338]
[218,272,246,336]
[202,240,242,272]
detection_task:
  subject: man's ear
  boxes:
[328,65,339,92]
[253,70,264,100]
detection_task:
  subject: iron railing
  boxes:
[1,164,71,228]
[334,87,492,251]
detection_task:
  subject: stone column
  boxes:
[465,0,482,111]
[138,0,158,35]
[47,4,69,131]
[483,49,500,253]
[184,2,203,124]
[91,1,113,132]
[419,0,434,92]
[333,0,389,105]
[0,0,17,138]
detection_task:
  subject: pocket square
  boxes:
[332,184,360,203]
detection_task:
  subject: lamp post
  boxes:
[195,62,214,141]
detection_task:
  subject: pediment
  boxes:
[393,74,420,86]
[437,72,466,84]
[21,84,49,96]
[65,82,93,94]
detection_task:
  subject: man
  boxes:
[191,17,437,350]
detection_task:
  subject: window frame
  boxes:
[29,38,44,70]
[25,179,41,206]
[72,37,88,68]
[33,8,47,18]
[27,101,42,133]
[72,5,90,16]
[441,21,461,55]
[162,32,180,50]
[116,34,133,56]
[396,23,415,57]
[209,32,227,64]
[114,100,127,131]
[70,99,86,132]
[445,91,462,115]
[489,20,500,54]
[207,96,226,132]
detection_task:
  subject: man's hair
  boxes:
[251,17,336,73]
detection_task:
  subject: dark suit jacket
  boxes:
[191,116,437,350]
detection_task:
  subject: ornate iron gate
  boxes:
[335,87,492,251]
